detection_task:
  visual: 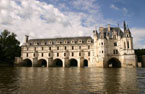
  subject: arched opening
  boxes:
[23,59,32,67]
[83,59,88,67]
[38,59,47,67]
[107,58,121,68]
[69,59,78,67]
[53,59,63,67]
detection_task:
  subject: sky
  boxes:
[0,0,145,48]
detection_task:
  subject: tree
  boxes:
[135,49,145,62]
[0,30,21,66]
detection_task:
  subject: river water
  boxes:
[0,67,145,94]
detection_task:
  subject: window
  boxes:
[34,47,36,51]
[88,52,90,56]
[101,42,103,45]
[72,52,74,56]
[127,41,129,48]
[33,53,35,57]
[49,47,51,50]
[64,46,67,50]
[42,53,43,57]
[79,53,81,56]
[113,35,116,39]
[57,47,59,50]
[88,45,90,49]
[102,51,103,53]
[26,53,28,57]
[79,46,81,49]
[48,53,51,57]
[114,42,117,46]
[57,53,59,57]
[113,49,118,54]
[42,47,44,50]
[64,53,66,56]
[72,46,74,50]
[124,42,126,49]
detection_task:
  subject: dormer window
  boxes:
[41,41,45,45]
[87,39,91,43]
[71,40,74,44]
[56,41,60,44]
[113,35,116,39]
[48,41,52,44]
[64,40,67,44]
[78,40,82,43]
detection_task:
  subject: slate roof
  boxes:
[28,36,93,45]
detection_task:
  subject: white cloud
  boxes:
[0,0,114,43]
[110,4,119,10]
[1,0,143,49]
[131,28,145,49]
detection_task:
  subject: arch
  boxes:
[107,58,121,68]
[38,59,47,67]
[83,59,88,67]
[69,59,78,67]
[23,59,32,67]
[53,59,63,67]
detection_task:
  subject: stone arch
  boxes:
[38,59,47,67]
[23,59,32,67]
[83,59,88,67]
[107,58,121,68]
[53,58,63,67]
[69,59,78,67]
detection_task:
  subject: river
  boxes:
[0,67,145,94]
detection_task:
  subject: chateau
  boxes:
[15,22,136,68]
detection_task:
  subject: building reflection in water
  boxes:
[0,67,141,94]
[103,68,139,94]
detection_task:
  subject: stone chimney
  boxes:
[99,27,104,32]
[25,35,29,43]
[108,24,110,32]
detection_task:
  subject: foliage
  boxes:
[135,49,145,62]
[0,30,21,65]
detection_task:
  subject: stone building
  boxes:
[15,22,136,68]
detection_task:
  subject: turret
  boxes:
[93,30,98,41]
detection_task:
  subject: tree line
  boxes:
[0,30,21,66]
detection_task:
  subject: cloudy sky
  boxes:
[0,0,145,48]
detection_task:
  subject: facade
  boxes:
[15,22,136,68]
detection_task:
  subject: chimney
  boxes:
[108,24,110,32]
[99,27,104,32]
[25,35,29,43]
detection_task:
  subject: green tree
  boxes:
[135,49,145,62]
[0,30,21,66]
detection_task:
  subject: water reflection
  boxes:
[0,67,144,94]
